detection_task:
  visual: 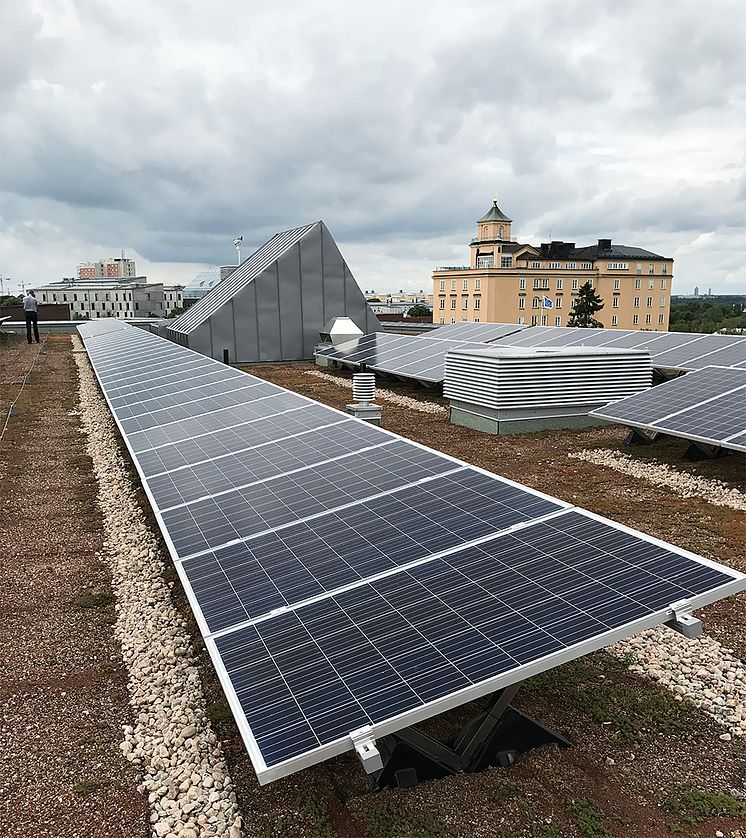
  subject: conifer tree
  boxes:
[568,281,605,328]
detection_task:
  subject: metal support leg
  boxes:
[624,428,651,446]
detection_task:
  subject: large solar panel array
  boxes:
[592,366,746,452]
[79,322,745,784]
[316,323,526,383]
[492,326,746,372]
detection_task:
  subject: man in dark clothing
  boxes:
[23,290,40,344]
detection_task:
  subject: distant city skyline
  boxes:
[2,1,744,298]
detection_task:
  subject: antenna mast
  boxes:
[233,236,243,265]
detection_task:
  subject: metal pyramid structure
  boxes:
[168,221,380,363]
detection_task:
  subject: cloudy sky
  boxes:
[1,0,744,296]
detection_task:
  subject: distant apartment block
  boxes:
[433,201,673,330]
[35,277,183,319]
[77,256,137,279]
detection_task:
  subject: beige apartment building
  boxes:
[433,201,673,330]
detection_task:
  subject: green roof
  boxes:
[479,200,512,223]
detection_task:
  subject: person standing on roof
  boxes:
[23,290,40,345]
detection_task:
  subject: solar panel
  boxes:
[592,366,746,452]
[317,324,526,384]
[80,323,745,785]
[492,327,746,373]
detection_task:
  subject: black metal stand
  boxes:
[623,428,655,446]
[683,440,726,460]
[374,685,571,788]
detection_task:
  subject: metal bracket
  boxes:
[350,726,383,774]
[666,600,702,639]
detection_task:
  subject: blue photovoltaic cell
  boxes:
[181,469,564,631]
[215,510,736,767]
[160,441,459,558]
[147,420,389,509]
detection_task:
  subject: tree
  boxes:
[568,281,604,328]
[407,303,431,318]
[0,294,22,307]
[165,306,186,319]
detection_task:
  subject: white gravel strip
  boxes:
[569,448,746,511]
[611,628,746,739]
[73,336,243,838]
[304,369,447,414]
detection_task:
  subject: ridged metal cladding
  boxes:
[352,372,376,403]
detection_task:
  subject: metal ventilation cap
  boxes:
[352,372,376,404]
[319,316,364,345]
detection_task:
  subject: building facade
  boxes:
[77,256,137,279]
[433,201,673,330]
[35,278,183,319]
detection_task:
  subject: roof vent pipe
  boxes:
[347,373,382,426]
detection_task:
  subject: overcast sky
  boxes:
[1,0,744,296]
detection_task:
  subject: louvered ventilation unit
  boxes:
[444,345,653,435]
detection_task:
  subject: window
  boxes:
[518,297,526,310]
[475,278,481,290]
[581,262,593,269]
[649,263,655,274]
[646,296,653,307]
[439,280,445,291]
[645,314,652,324]
[634,296,640,307]
[548,261,561,269]
[439,317,444,324]
[608,262,628,270]
[633,314,639,325]
[73,294,78,302]
[474,298,480,310]
[556,278,563,290]
[555,316,561,326]
[531,261,540,268]
[518,316,526,325]
[662,264,667,274]
[661,278,667,289]
[439,299,445,310]
[52,293,57,301]
[476,256,493,269]
[648,279,654,289]
[450,299,456,310]
[572,278,579,290]
[498,225,503,239]
[636,263,642,274]
[462,278,469,291]
[500,256,513,268]
[566,262,576,270]
[611,315,618,326]
[450,279,457,291]
[658,314,665,324]
[614,278,620,290]
[635,278,641,289]
[555,297,562,309]
[541,315,548,326]
[533,278,549,290]
[531,315,538,326]
[532,297,540,309]
[451,317,456,324]
[62,293,67,302]
[612,297,619,308]
[462,299,468,310]
[462,316,468,322]
[474,318,480,322]
[660,296,665,307]
[519,278,526,290]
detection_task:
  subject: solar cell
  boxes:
[80,322,745,786]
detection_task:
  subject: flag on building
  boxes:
[543,295,553,308]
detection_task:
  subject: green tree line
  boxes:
[669,296,746,334]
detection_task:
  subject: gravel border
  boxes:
[304,369,447,414]
[611,628,746,739]
[73,337,243,838]
[569,448,746,511]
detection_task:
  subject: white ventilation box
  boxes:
[444,345,653,435]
